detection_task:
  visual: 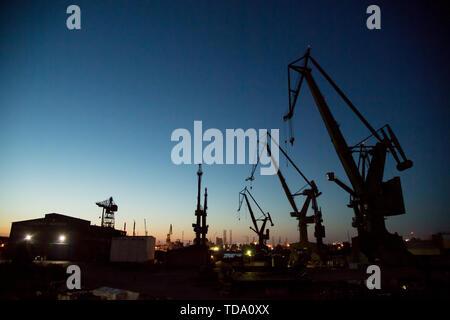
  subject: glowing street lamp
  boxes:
[58,235,66,243]
[25,234,32,241]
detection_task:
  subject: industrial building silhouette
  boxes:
[8,213,125,261]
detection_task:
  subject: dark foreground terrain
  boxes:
[0,258,449,300]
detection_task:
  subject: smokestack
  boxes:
[223,230,227,248]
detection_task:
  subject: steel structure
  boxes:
[96,197,118,229]
[166,224,172,247]
[284,47,413,261]
[238,187,274,247]
[192,164,209,246]
[266,133,325,248]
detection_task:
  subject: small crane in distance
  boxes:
[238,186,274,249]
[96,197,118,229]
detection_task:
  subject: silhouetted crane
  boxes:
[238,187,274,248]
[266,133,326,249]
[192,164,209,246]
[96,197,118,229]
[284,47,413,262]
[246,133,326,250]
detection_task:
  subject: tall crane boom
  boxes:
[238,187,274,247]
[265,132,325,246]
[285,48,413,262]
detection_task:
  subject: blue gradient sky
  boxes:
[0,1,448,243]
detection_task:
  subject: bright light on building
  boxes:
[25,234,32,241]
[212,246,219,252]
[59,235,66,242]
[246,249,252,257]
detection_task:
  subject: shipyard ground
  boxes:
[0,258,449,300]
